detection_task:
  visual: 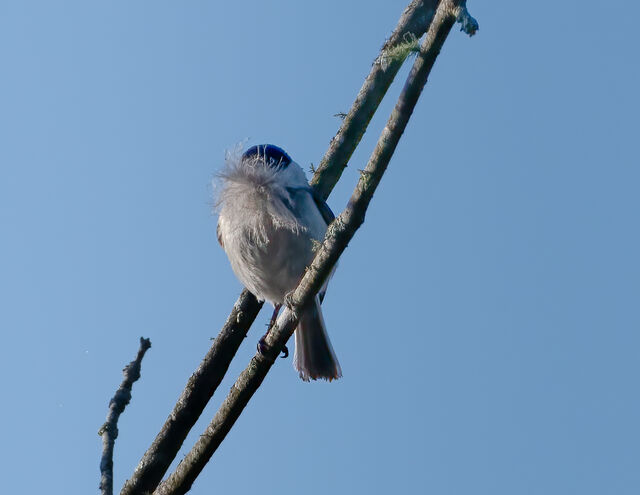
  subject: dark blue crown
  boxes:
[242,144,292,168]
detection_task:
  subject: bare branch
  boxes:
[119,3,440,494]
[120,292,262,495]
[154,2,477,493]
[99,337,152,495]
[310,0,439,199]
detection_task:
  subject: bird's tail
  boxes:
[294,295,342,381]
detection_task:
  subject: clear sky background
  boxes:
[1,1,638,494]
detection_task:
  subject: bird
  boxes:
[216,144,342,381]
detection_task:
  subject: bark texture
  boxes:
[99,337,151,495]
[310,0,439,199]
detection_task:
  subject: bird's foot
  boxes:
[257,335,288,358]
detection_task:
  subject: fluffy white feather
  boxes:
[217,152,306,246]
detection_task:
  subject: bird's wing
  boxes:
[285,185,335,304]
[309,187,334,303]
[309,186,335,226]
[285,186,335,226]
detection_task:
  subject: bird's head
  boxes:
[241,144,292,170]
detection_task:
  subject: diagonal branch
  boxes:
[119,3,440,494]
[120,292,262,495]
[99,337,152,495]
[311,0,439,199]
[153,2,477,493]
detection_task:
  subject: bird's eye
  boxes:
[242,144,292,169]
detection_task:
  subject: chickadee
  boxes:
[216,144,342,381]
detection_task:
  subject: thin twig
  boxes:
[119,3,439,494]
[99,337,152,495]
[154,2,476,493]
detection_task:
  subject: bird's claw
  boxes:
[257,336,288,359]
[280,344,289,359]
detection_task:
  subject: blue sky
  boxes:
[1,1,639,494]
